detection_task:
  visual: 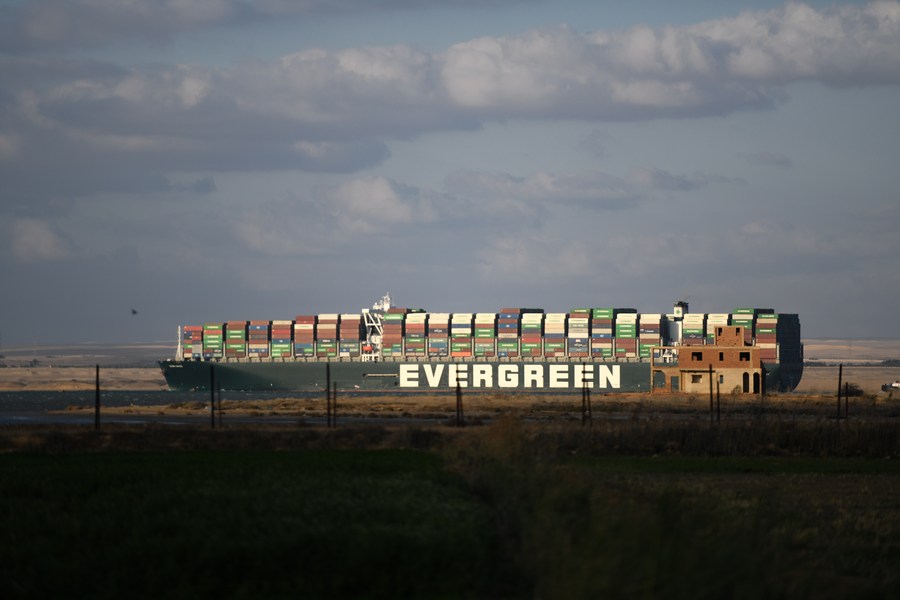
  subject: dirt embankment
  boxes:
[0,367,166,391]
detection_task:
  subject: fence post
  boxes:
[586,385,592,427]
[716,380,721,424]
[332,382,337,428]
[326,363,332,427]
[836,364,843,420]
[456,382,464,427]
[582,380,592,426]
[94,365,100,430]
[210,364,216,429]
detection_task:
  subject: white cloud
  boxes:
[447,167,737,205]
[2,0,525,52]
[740,151,793,168]
[476,236,593,283]
[0,133,20,160]
[2,2,899,199]
[331,176,439,234]
[10,218,75,261]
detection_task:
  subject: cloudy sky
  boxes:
[1,0,899,345]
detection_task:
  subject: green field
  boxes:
[2,422,899,598]
[0,449,495,599]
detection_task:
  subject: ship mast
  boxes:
[361,293,391,361]
[175,325,183,360]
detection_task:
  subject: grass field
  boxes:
[0,449,496,599]
[1,420,899,599]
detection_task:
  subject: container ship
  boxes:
[159,295,802,393]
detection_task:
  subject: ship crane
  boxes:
[361,293,392,361]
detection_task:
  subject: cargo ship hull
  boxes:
[161,296,802,393]
[159,360,655,393]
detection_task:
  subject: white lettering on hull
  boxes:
[398,364,624,389]
[549,365,568,388]
[423,364,444,387]
[472,365,492,387]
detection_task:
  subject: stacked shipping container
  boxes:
[225,321,247,359]
[339,314,362,357]
[591,309,614,358]
[544,313,566,357]
[614,312,638,358]
[270,320,292,358]
[520,312,543,357]
[638,314,662,359]
[315,314,338,358]
[178,303,798,366]
[682,313,705,346]
[293,315,316,357]
[202,323,224,359]
[427,313,449,357]
[182,325,203,359]
[248,320,269,358]
[474,313,496,357]
[567,308,590,358]
[451,313,473,357]
[404,312,427,357]
[497,309,521,358]
[380,309,406,358]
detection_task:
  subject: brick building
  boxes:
[650,325,764,394]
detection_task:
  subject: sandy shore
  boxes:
[0,367,167,391]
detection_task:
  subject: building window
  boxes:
[719,352,724,361]
[691,374,703,383]
[740,351,750,362]
[719,375,724,384]
[692,351,703,361]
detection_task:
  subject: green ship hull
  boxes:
[159,358,801,393]
[159,359,656,393]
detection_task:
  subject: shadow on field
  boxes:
[1,416,898,599]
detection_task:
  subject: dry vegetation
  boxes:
[2,338,898,598]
